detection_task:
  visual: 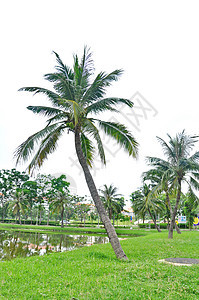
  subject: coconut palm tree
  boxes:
[130,184,163,232]
[99,184,123,225]
[142,168,182,233]
[146,131,199,238]
[50,191,70,227]
[14,47,138,259]
[9,189,27,225]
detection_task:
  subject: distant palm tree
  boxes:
[130,184,163,232]
[99,184,123,222]
[146,131,199,238]
[9,189,27,225]
[15,47,138,259]
[50,191,70,227]
[143,168,181,233]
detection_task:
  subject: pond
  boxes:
[0,230,109,261]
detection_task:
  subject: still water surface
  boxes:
[0,230,109,261]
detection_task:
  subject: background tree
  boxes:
[0,169,29,222]
[35,174,53,225]
[146,131,199,238]
[9,189,28,225]
[99,184,123,226]
[49,175,70,227]
[22,180,38,225]
[130,189,147,225]
[182,192,199,230]
[15,47,139,259]
[130,184,163,232]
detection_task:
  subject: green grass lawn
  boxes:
[0,229,199,299]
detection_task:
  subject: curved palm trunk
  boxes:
[75,130,128,260]
[148,208,161,232]
[168,180,182,239]
[166,191,181,237]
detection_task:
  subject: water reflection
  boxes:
[0,230,109,261]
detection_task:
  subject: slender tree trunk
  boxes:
[148,208,161,232]
[1,198,4,222]
[18,210,21,225]
[113,214,115,227]
[75,129,128,260]
[84,214,86,227]
[47,209,50,226]
[39,209,42,225]
[65,210,68,226]
[36,208,38,226]
[168,180,182,239]
[166,191,181,236]
[30,207,32,225]
[61,206,64,228]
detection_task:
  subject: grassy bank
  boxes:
[0,223,152,237]
[0,230,199,299]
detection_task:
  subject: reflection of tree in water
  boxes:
[0,230,109,261]
[0,231,32,260]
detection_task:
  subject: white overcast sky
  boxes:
[1,0,199,200]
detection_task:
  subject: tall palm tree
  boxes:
[146,131,199,238]
[14,47,138,259]
[99,184,123,225]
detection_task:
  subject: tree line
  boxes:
[0,169,126,227]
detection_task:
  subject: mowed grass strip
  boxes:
[0,231,199,299]
[0,223,152,237]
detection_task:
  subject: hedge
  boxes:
[138,223,189,229]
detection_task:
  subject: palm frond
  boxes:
[86,97,133,115]
[83,119,106,164]
[189,176,199,191]
[14,124,62,165]
[80,133,95,167]
[146,156,171,170]
[97,120,138,158]
[27,125,66,173]
[46,112,71,126]
[53,51,74,79]
[44,73,75,101]
[82,70,123,105]
[156,136,177,163]
[27,106,66,117]
[74,46,94,89]
[18,87,63,108]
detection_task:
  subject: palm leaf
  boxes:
[27,106,66,117]
[18,87,63,108]
[14,123,62,165]
[53,51,74,79]
[83,119,106,164]
[80,133,95,167]
[97,120,138,158]
[82,70,123,105]
[44,73,75,101]
[27,125,66,173]
[86,97,133,115]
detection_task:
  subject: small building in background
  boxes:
[121,207,134,220]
